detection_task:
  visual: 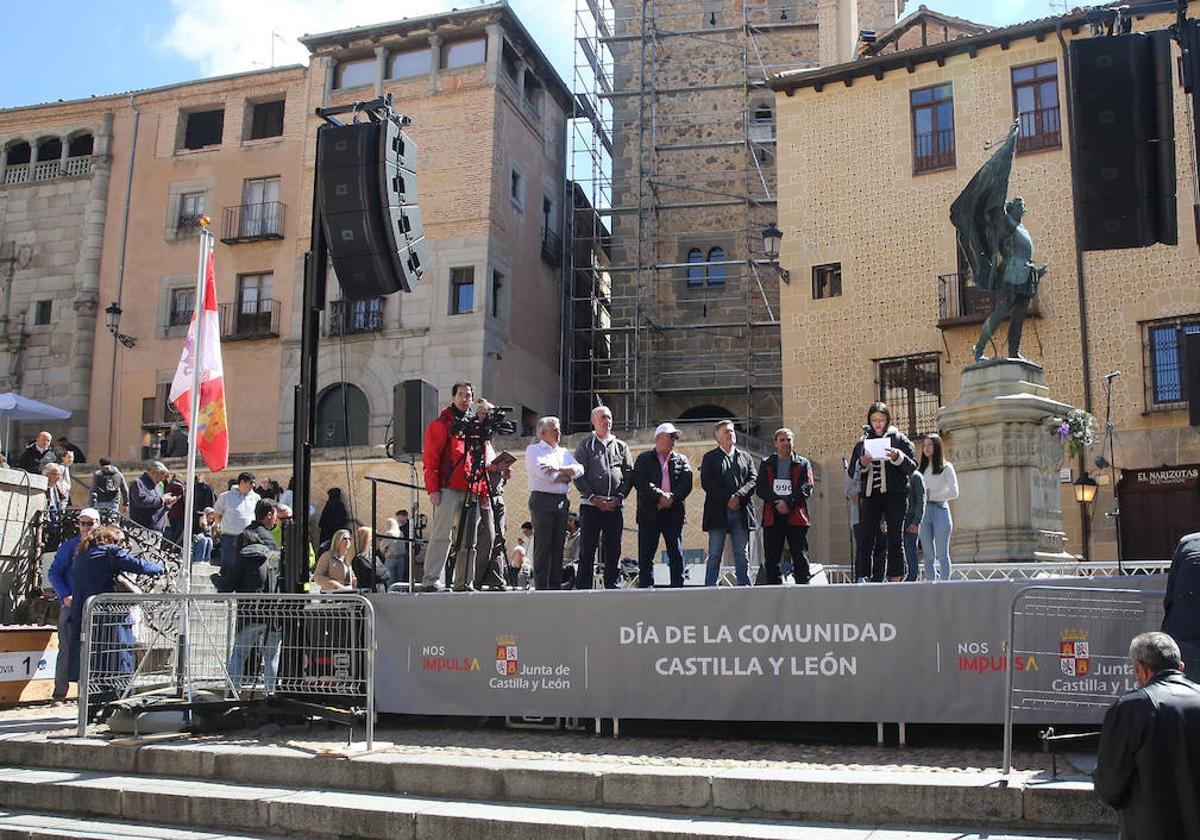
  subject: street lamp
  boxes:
[104,301,136,349]
[1073,471,1099,505]
[760,224,789,284]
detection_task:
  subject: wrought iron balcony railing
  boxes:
[937,272,1040,328]
[220,201,285,243]
[1016,106,1062,154]
[328,298,385,336]
[219,298,281,340]
[541,229,563,267]
[913,128,956,173]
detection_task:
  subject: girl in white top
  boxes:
[917,434,959,581]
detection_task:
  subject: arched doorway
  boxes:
[315,383,369,448]
[677,404,737,430]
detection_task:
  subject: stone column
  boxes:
[322,57,335,108]
[427,35,442,94]
[58,135,69,174]
[937,360,1075,564]
[484,23,502,86]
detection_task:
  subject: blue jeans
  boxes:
[638,519,684,587]
[218,533,239,569]
[193,535,213,565]
[919,503,953,581]
[903,527,920,581]
[228,623,281,694]
[704,508,750,586]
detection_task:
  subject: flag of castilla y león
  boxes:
[168,250,229,472]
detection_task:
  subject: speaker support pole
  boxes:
[289,137,328,592]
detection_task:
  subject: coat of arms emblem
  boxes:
[496,635,518,676]
[1059,628,1090,676]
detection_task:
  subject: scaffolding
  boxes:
[567,0,819,434]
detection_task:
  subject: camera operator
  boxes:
[421,381,488,592]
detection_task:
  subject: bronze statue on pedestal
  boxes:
[950,120,1047,363]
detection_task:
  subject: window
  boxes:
[6,141,30,165]
[491,270,505,318]
[706,247,726,287]
[389,45,431,79]
[330,297,384,335]
[877,353,941,438]
[910,83,955,173]
[686,248,705,288]
[812,263,842,299]
[441,36,487,69]
[67,133,93,157]
[169,288,195,327]
[36,137,61,163]
[248,100,285,140]
[233,273,274,336]
[1012,61,1061,153]
[142,382,182,430]
[450,267,475,315]
[335,57,375,89]
[240,177,281,237]
[685,246,728,287]
[1143,315,1200,409]
[32,300,51,326]
[502,41,520,83]
[178,192,205,232]
[510,166,524,210]
[524,70,543,116]
[182,108,224,150]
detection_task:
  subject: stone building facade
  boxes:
[573,0,900,437]
[290,5,572,449]
[0,103,112,452]
[771,6,1200,564]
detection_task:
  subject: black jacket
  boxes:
[700,447,758,531]
[1164,531,1200,645]
[1093,670,1200,840]
[212,543,273,593]
[17,443,56,474]
[352,551,391,593]
[632,448,693,527]
[848,425,916,496]
[755,452,814,528]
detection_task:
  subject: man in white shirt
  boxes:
[213,471,261,568]
[524,416,583,590]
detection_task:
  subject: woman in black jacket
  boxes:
[847,401,915,583]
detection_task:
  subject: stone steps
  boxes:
[0,736,1116,835]
[0,808,273,840]
[0,766,1114,840]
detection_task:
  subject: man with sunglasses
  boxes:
[47,507,100,704]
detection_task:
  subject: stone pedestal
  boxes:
[937,360,1074,564]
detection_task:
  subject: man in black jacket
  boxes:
[1093,632,1200,839]
[573,405,634,589]
[17,431,57,474]
[632,423,693,588]
[1164,531,1200,677]
[700,420,757,587]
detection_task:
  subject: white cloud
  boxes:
[162,0,574,82]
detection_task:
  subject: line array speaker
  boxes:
[393,379,439,458]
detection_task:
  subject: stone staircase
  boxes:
[0,719,1119,840]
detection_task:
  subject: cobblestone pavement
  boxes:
[0,704,1059,777]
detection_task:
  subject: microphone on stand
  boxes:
[1103,370,1121,381]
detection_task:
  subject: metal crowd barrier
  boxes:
[822,559,1170,584]
[1001,584,1165,774]
[78,592,376,747]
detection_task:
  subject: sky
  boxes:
[0,0,1085,111]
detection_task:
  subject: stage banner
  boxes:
[371,577,1163,724]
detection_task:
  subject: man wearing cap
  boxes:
[524,416,584,590]
[632,423,694,587]
[47,507,99,702]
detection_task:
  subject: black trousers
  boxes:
[529,491,569,590]
[579,504,624,589]
[762,523,810,584]
[637,518,684,587]
[857,492,906,581]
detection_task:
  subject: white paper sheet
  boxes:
[864,437,891,460]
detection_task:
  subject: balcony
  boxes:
[328,298,384,336]
[913,129,956,174]
[220,201,285,244]
[219,298,280,340]
[540,229,563,267]
[1016,106,1062,154]
[937,273,1039,328]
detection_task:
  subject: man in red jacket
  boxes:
[421,381,487,592]
[755,428,814,585]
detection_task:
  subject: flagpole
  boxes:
[179,221,212,597]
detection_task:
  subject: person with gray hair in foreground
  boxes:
[524,416,583,591]
[1093,631,1200,839]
